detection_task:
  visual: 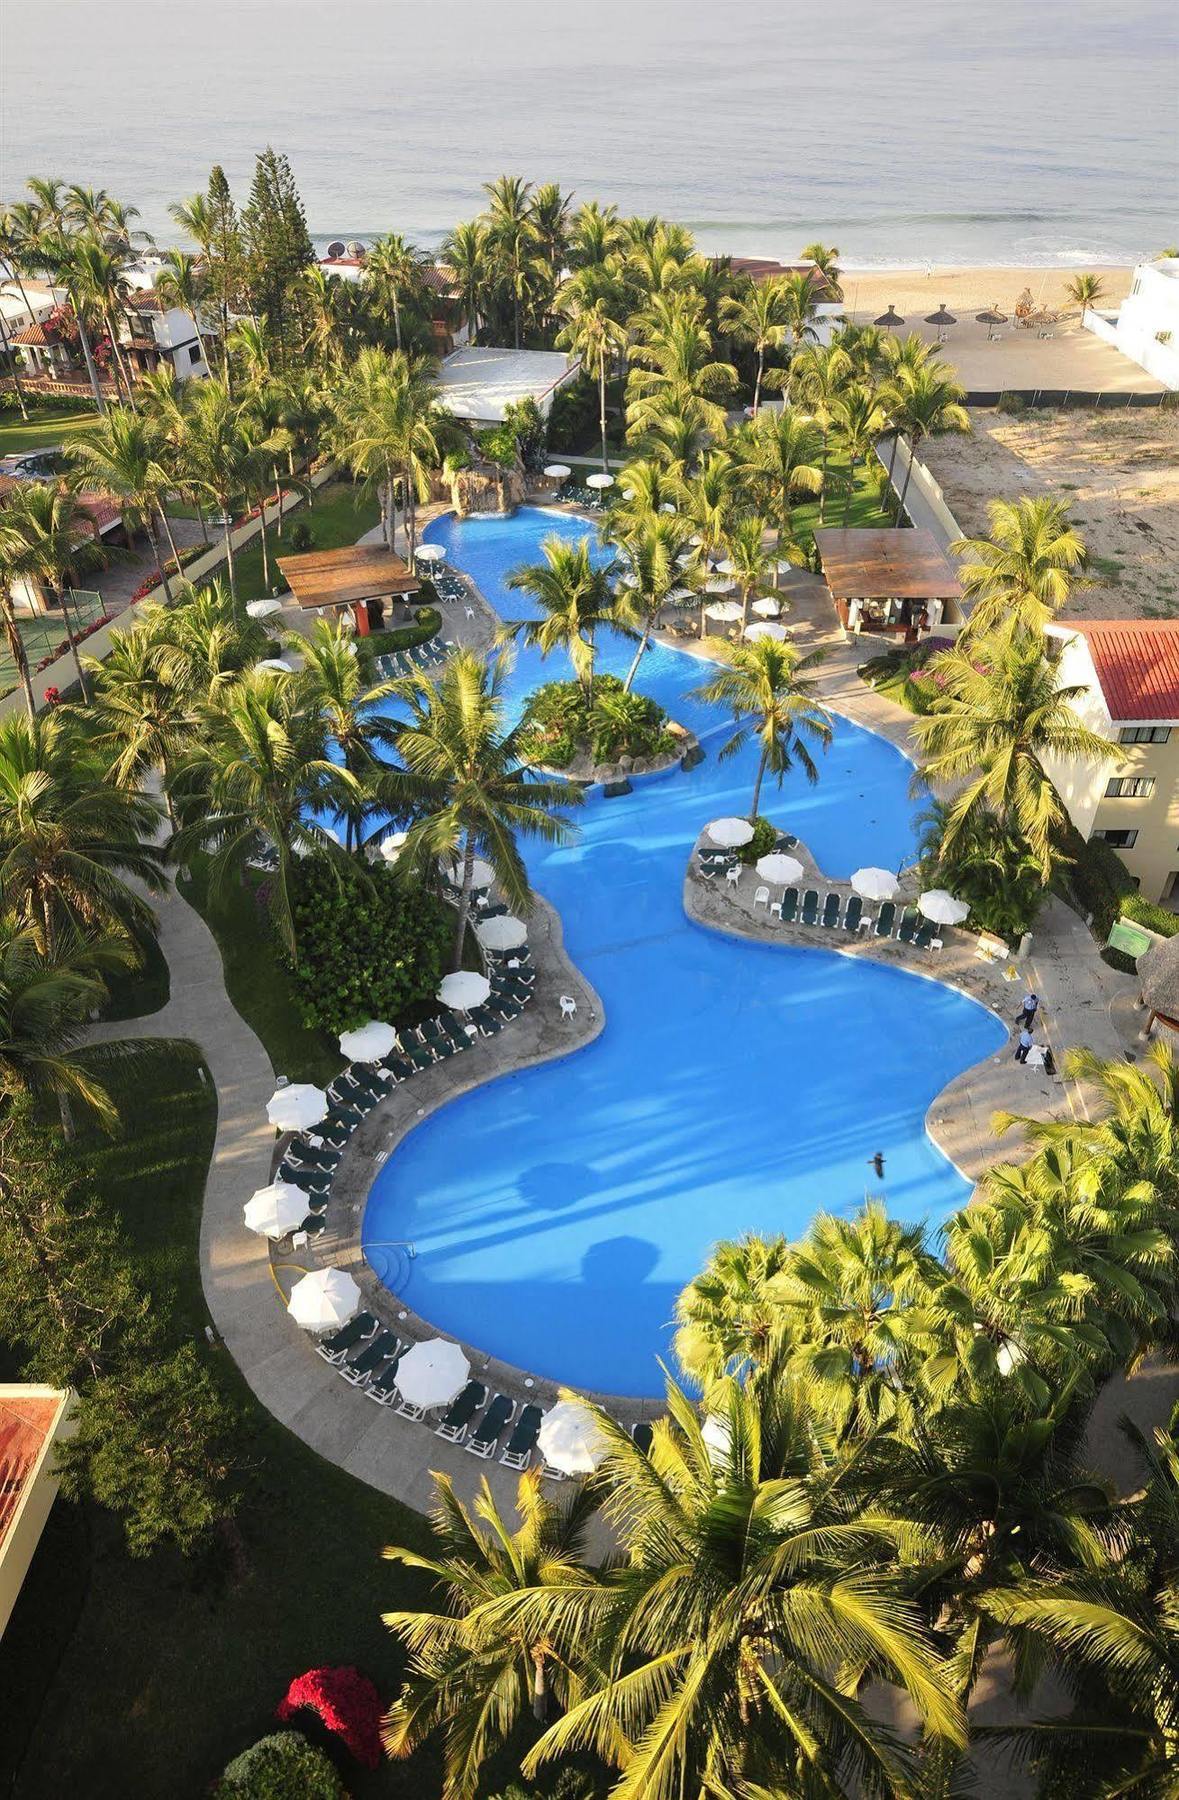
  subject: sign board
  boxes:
[1107,918,1151,959]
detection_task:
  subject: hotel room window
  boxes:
[1094,829,1139,849]
[1118,726,1170,744]
[1105,775,1156,798]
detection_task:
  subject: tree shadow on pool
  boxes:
[518,1162,598,1212]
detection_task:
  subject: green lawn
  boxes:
[231,482,382,608]
[0,1031,438,1798]
[791,449,893,551]
[178,856,344,1087]
[0,402,101,455]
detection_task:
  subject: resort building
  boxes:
[5,257,207,389]
[1043,620,1179,905]
[814,527,965,642]
[0,1386,74,1639]
[0,276,66,342]
[433,345,579,426]
[722,256,844,344]
[1083,256,1179,390]
[115,256,210,381]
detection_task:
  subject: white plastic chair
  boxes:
[754,885,770,908]
[725,865,741,888]
[769,894,783,919]
[559,994,577,1019]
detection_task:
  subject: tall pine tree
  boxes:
[241,147,314,368]
[206,163,246,386]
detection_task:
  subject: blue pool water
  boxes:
[361,508,1004,1397]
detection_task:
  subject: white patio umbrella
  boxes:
[751,596,781,618]
[659,501,677,514]
[744,621,788,642]
[620,487,636,499]
[438,970,491,1011]
[287,1266,361,1332]
[243,1181,307,1240]
[378,829,409,863]
[246,597,285,619]
[543,462,571,480]
[918,889,971,926]
[441,856,494,890]
[716,557,735,574]
[538,1399,609,1475]
[707,816,755,849]
[257,657,294,673]
[266,1082,329,1132]
[689,533,704,546]
[704,600,743,624]
[705,575,736,594]
[475,914,528,951]
[667,586,695,604]
[586,471,614,490]
[394,1338,470,1409]
[773,559,795,575]
[852,867,899,902]
[338,1019,397,1062]
[414,543,445,563]
[756,852,804,885]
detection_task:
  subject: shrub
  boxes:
[546,373,600,453]
[996,392,1028,415]
[288,518,313,552]
[517,674,674,768]
[275,1666,383,1769]
[738,815,779,866]
[1058,826,1135,936]
[502,395,548,471]
[217,1730,347,1798]
[288,859,452,1034]
[1120,891,1179,937]
[359,605,441,666]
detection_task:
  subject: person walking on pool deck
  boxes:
[1016,992,1039,1029]
[1014,1027,1034,1064]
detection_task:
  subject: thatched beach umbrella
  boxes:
[925,304,957,326]
[1139,936,1179,1031]
[976,304,1009,325]
[875,305,905,328]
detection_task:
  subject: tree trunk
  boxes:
[392,288,402,352]
[73,304,107,415]
[896,435,919,523]
[273,462,284,538]
[148,518,174,604]
[753,344,764,417]
[886,428,902,491]
[222,512,238,607]
[104,309,137,409]
[531,1652,548,1722]
[451,834,476,971]
[623,621,652,693]
[405,465,417,568]
[258,500,270,591]
[844,457,856,527]
[599,350,608,473]
[1,584,35,717]
[0,312,29,417]
[56,586,91,703]
[819,427,830,524]
[157,504,183,576]
[750,745,768,823]
[194,498,210,544]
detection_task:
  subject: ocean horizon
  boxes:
[4,0,1177,270]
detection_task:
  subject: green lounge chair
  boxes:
[914,918,936,950]
[779,886,799,923]
[874,901,897,938]
[843,895,864,932]
[821,892,841,928]
[316,1312,377,1363]
[435,1379,488,1443]
[466,1393,515,1458]
[341,1329,399,1387]
[801,889,820,925]
[500,1403,544,1469]
[897,909,919,944]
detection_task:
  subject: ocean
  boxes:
[2,0,1176,269]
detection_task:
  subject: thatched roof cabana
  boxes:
[1138,934,1179,1031]
[275,544,419,634]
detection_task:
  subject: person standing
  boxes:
[1014,1027,1034,1064]
[1015,992,1039,1029]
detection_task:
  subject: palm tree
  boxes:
[297,265,345,370]
[692,635,831,820]
[0,913,130,1128]
[148,579,266,697]
[721,276,790,415]
[555,270,628,472]
[169,191,230,379]
[83,625,193,824]
[736,408,824,557]
[720,511,779,627]
[568,199,623,269]
[0,481,108,700]
[365,231,424,352]
[673,1232,793,1384]
[389,648,580,969]
[626,292,737,439]
[153,248,212,372]
[911,626,1116,879]
[1012,1040,1179,1218]
[382,1469,599,1794]
[178,377,261,605]
[0,711,165,958]
[609,513,703,690]
[791,340,852,522]
[777,269,822,384]
[802,240,843,300]
[879,333,936,488]
[484,175,540,349]
[1065,272,1107,325]
[69,407,183,601]
[830,384,887,527]
[504,535,633,701]
[606,455,686,533]
[293,617,399,851]
[521,1376,965,1798]
[67,234,139,406]
[330,348,447,567]
[681,448,737,569]
[171,666,361,958]
[441,219,489,346]
[955,496,1086,639]
[886,364,969,524]
[0,533,36,720]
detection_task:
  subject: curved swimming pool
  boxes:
[362,508,1004,1397]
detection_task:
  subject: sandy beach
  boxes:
[838,265,1134,320]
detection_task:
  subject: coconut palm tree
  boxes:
[735,407,824,557]
[178,376,261,605]
[556,269,629,472]
[382,1468,599,1793]
[692,634,831,821]
[830,384,888,527]
[484,175,541,349]
[673,1232,794,1384]
[0,711,165,956]
[955,496,1086,640]
[681,448,738,569]
[68,407,183,601]
[365,231,424,352]
[441,219,489,346]
[625,290,736,443]
[291,617,399,851]
[67,234,139,406]
[609,513,703,690]
[170,666,361,958]
[388,648,580,969]
[777,268,822,382]
[1065,272,1107,325]
[0,537,36,720]
[605,455,686,534]
[153,248,212,372]
[0,481,108,700]
[0,914,132,1128]
[879,333,936,487]
[568,199,623,270]
[801,240,843,299]
[886,364,969,524]
[791,340,853,522]
[504,535,634,701]
[23,209,107,412]
[720,511,780,626]
[911,626,1116,879]
[721,276,790,415]
[82,625,193,823]
[147,580,266,697]
[297,264,345,370]
[520,1375,965,1798]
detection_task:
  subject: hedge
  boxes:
[216,1731,346,1799]
[1120,891,1179,938]
[288,857,453,1034]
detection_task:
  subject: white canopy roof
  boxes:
[435,346,578,425]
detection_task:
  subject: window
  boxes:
[1105,775,1156,798]
[189,345,201,366]
[1094,829,1139,849]
[1119,725,1170,744]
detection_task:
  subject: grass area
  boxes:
[791,449,893,551]
[0,402,100,455]
[231,482,382,608]
[0,1038,437,1798]
[177,855,343,1087]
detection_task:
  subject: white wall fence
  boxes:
[876,435,965,552]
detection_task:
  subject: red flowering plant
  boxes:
[275,1666,383,1769]
[42,685,60,706]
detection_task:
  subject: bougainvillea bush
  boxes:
[276,1666,382,1769]
[288,857,452,1035]
[218,1730,347,1797]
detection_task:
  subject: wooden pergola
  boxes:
[813,528,964,641]
[275,544,419,636]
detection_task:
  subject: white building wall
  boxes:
[1085,259,1179,390]
[1041,628,1117,837]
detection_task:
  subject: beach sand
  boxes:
[837,265,1134,319]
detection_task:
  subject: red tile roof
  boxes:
[0,1395,62,1548]
[127,289,163,313]
[9,321,57,346]
[1061,620,1179,722]
[76,492,122,533]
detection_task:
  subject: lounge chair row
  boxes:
[759,889,942,948]
[556,482,607,510]
[431,574,468,605]
[375,637,454,682]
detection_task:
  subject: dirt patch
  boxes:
[922,408,1179,620]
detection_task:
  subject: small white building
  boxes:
[1084,257,1179,390]
[434,346,579,426]
[0,277,66,339]
[117,255,209,381]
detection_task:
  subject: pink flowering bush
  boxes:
[275,1666,383,1769]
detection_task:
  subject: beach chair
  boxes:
[800,888,820,926]
[821,892,841,928]
[842,895,864,932]
[434,1379,488,1444]
[287,1137,340,1171]
[303,1190,329,1215]
[347,1062,393,1097]
[341,1329,399,1388]
[500,1403,544,1469]
[725,864,741,888]
[279,1164,332,1196]
[294,1212,327,1243]
[779,886,799,923]
[914,918,936,950]
[465,1393,515,1458]
[315,1312,377,1363]
[366,1344,409,1405]
[468,1007,503,1037]
[897,909,919,945]
[754,885,770,909]
[774,833,799,852]
[874,901,897,938]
